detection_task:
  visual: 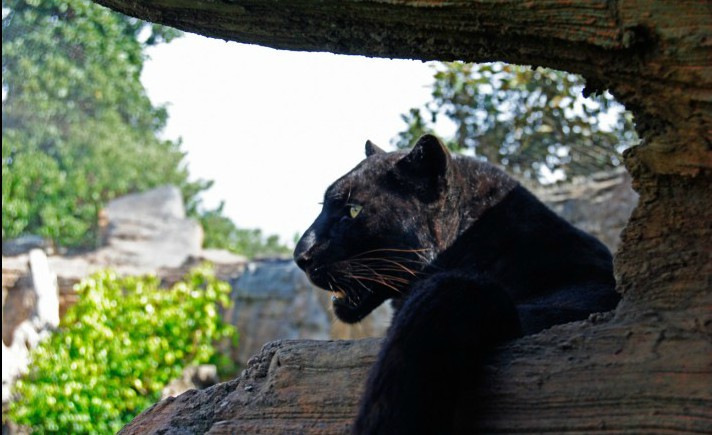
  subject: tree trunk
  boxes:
[93,0,711,432]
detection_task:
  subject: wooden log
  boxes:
[86,0,711,432]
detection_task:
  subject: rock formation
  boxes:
[2,249,59,403]
[534,168,637,253]
[98,185,203,270]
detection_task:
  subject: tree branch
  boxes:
[94,0,710,175]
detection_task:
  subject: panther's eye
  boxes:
[348,204,363,219]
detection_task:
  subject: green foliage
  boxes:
[200,202,292,259]
[2,0,211,247]
[6,265,236,434]
[395,62,638,182]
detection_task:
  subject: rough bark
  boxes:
[90,0,711,433]
[120,309,712,434]
[120,339,380,434]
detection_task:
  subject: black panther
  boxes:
[294,134,619,434]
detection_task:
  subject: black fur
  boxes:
[294,135,619,433]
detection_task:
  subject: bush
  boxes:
[6,264,236,434]
[199,204,293,258]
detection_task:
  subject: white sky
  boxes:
[141,33,437,245]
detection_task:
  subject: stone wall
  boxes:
[533,168,637,253]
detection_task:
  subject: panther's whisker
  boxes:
[351,248,431,259]
[348,262,421,280]
[347,274,403,294]
[348,269,412,286]
[349,258,422,276]
[333,272,373,295]
[347,255,426,264]
[346,263,414,283]
[325,272,338,291]
[346,275,376,294]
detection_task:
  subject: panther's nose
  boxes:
[294,250,312,271]
[293,230,316,271]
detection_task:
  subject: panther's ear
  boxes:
[397,134,451,181]
[365,140,385,157]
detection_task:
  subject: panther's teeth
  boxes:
[331,290,346,301]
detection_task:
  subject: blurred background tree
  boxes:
[2,0,197,246]
[394,62,638,182]
[1,0,289,256]
[199,202,293,258]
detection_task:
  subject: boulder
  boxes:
[1,235,51,257]
[226,260,330,365]
[97,185,203,271]
[27,186,207,323]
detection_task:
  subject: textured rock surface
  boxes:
[119,302,712,434]
[119,339,380,435]
[226,260,331,364]
[2,250,59,404]
[535,168,637,253]
[98,185,203,270]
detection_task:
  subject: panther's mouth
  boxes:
[304,270,377,322]
[304,270,354,305]
[302,260,404,324]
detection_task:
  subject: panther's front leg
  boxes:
[353,273,522,435]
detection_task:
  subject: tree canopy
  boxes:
[395,62,638,182]
[2,0,291,256]
[199,203,292,259]
[1,0,208,247]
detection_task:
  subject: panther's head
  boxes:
[294,135,454,323]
